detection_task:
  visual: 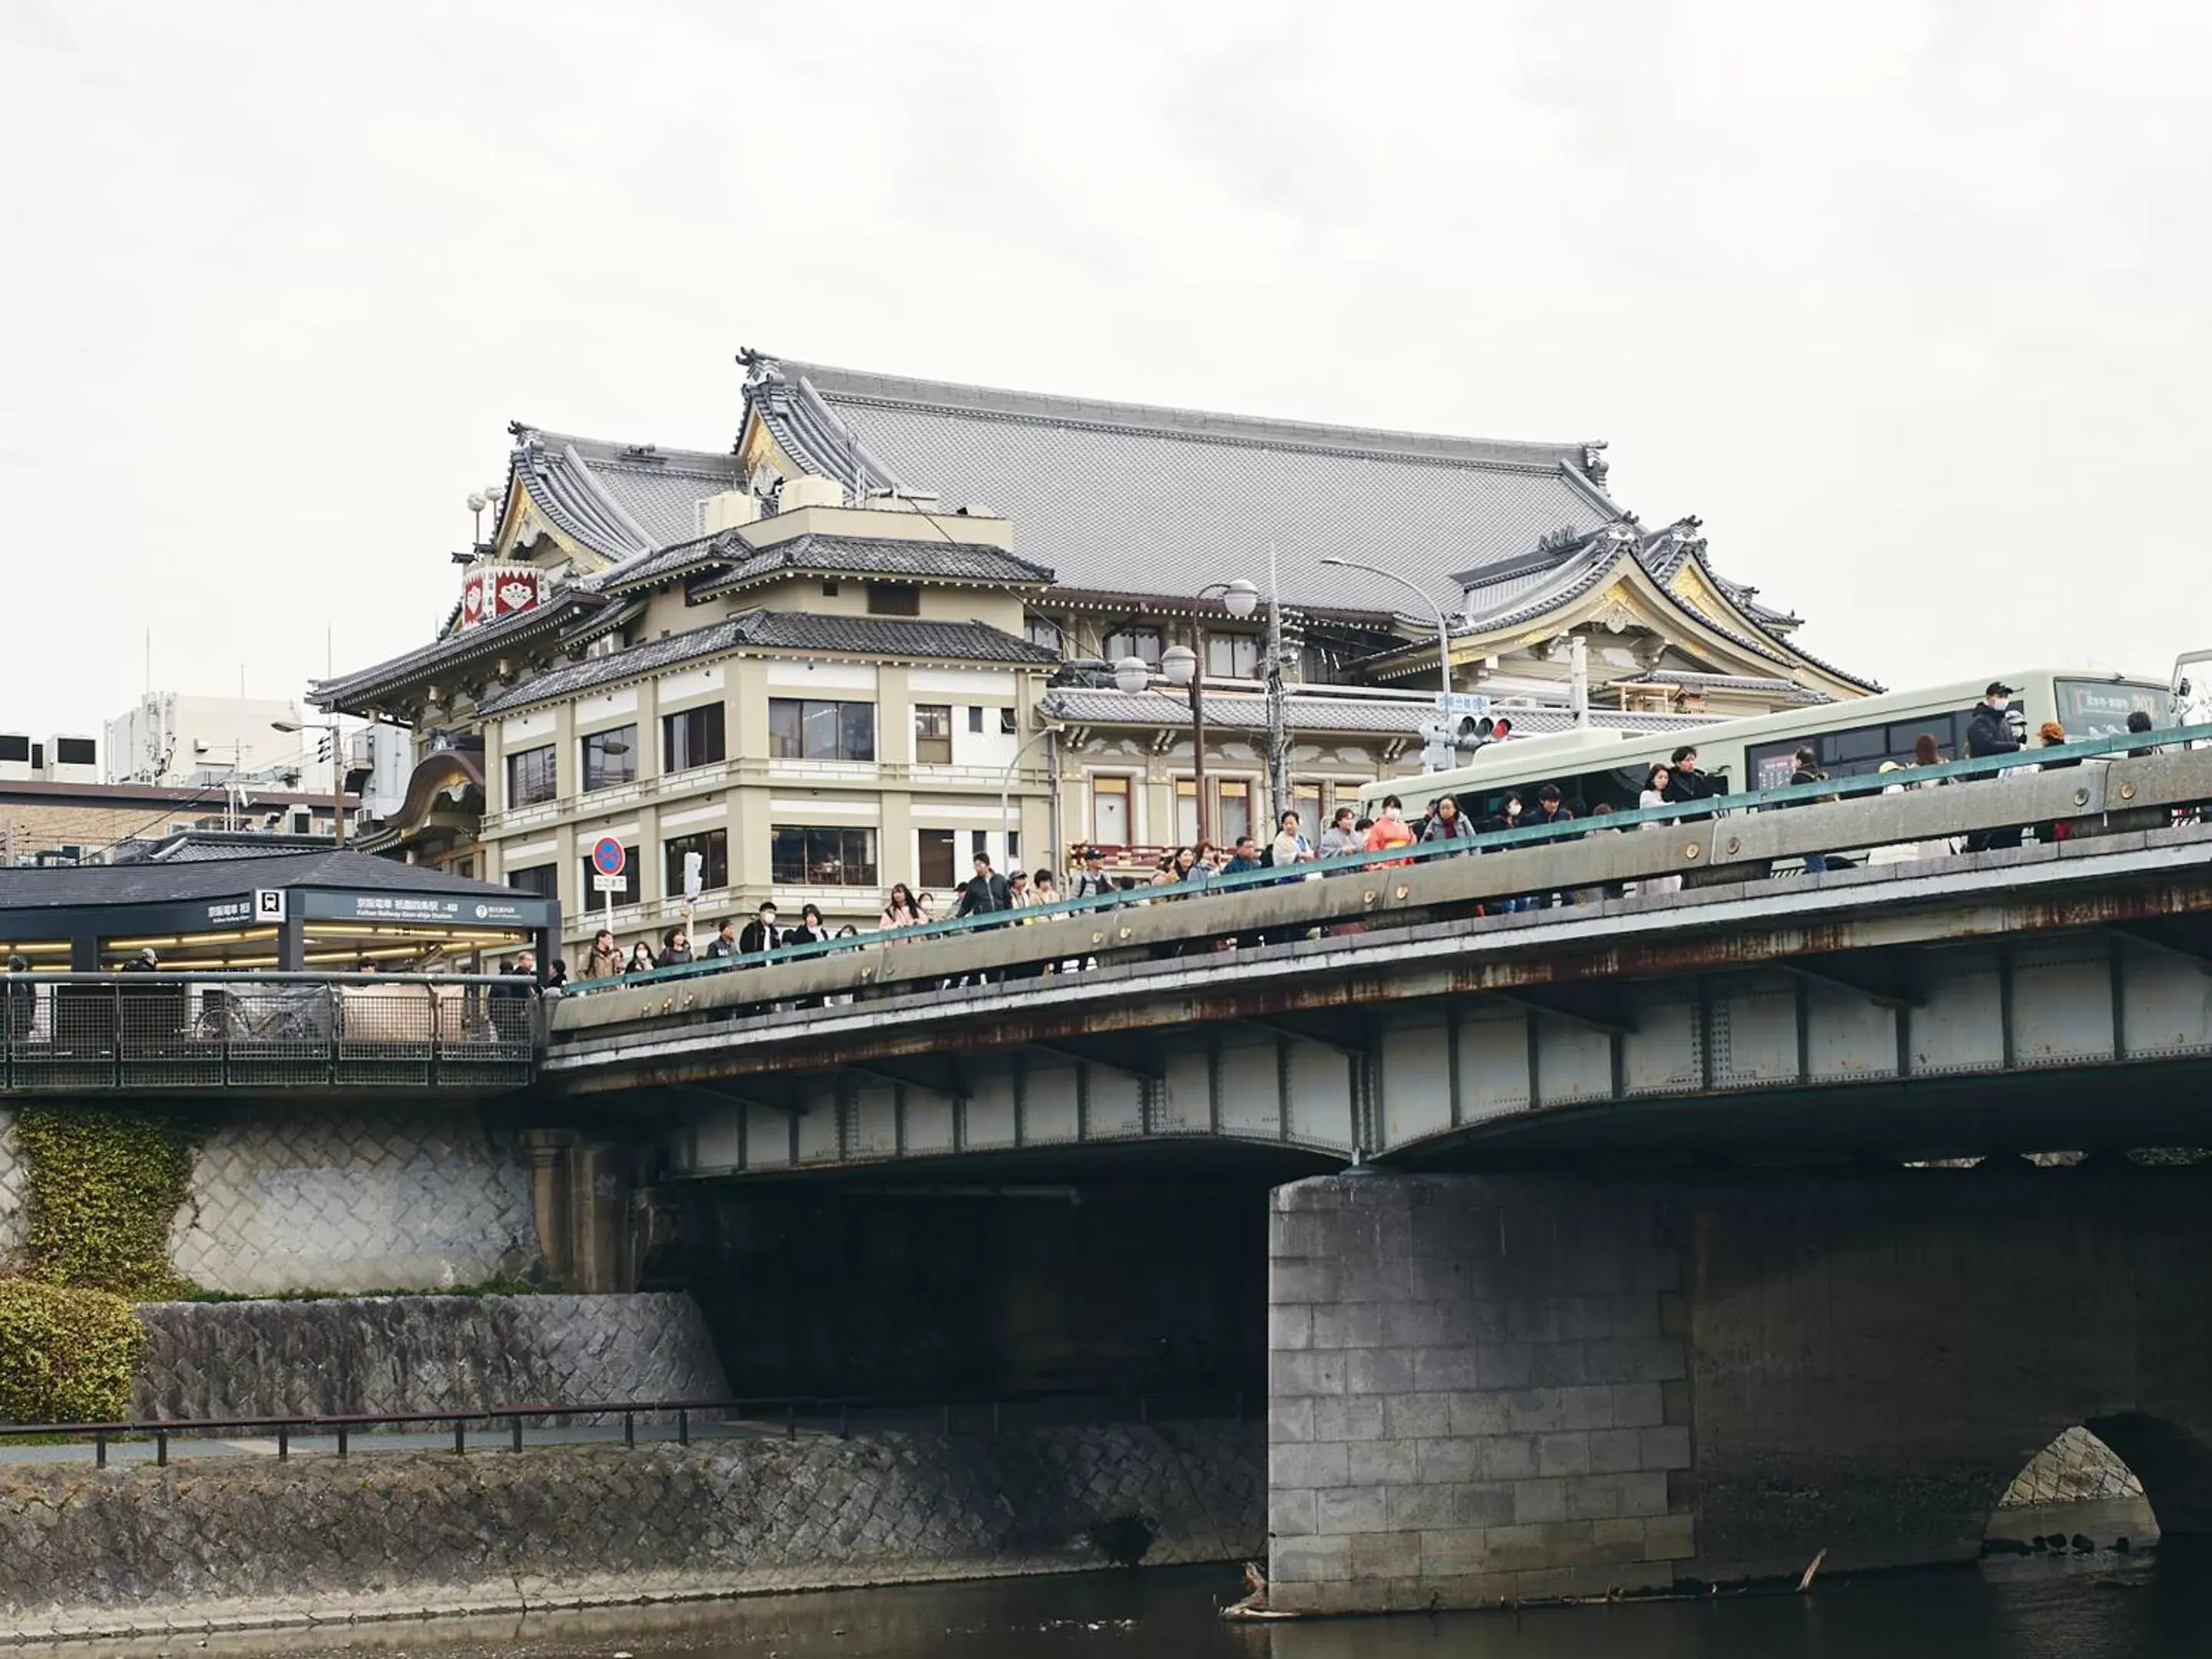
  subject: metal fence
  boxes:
[0,973,535,1093]
[0,1387,1250,1465]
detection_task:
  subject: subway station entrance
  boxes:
[0,850,560,972]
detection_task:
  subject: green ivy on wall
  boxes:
[15,1104,199,1300]
[0,1280,144,1422]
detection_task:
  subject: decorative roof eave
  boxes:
[310,591,606,715]
[1359,550,1869,697]
[1035,584,1405,631]
[1661,548,1881,695]
[687,565,1051,606]
[594,535,736,598]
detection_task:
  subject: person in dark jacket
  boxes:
[1965,682,2024,764]
[737,902,781,957]
[1222,836,1265,876]
[2126,708,2156,758]
[1963,681,2025,850]
[1662,746,1723,804]
[955,853,1012,918]
[1787,746,1835,873]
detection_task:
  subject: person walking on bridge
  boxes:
[1965,681,2025,850]
[583,929,624,980]
[955,853,1012,919]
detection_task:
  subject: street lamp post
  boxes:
[1318,555,1455,765]
[272,717,346,849]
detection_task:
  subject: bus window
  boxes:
[2056,679,2167,738]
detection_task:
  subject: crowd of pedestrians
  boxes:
[569,687,2176,987]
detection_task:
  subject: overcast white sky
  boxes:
[3,0,2207,740]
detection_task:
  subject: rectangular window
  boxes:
[1104,626,1162,667]
[998,707,1018,736]
[663,829,729,897]
[1026,617,1062,654]
[1293,783,1324,839]
[1091,776,1130,847]
[1219,780,1252,846]
[53,737,96,767]
[578,843,640,904]
[0,735,26,763]
[506,743,558,807]
[1206,634,1260,679]
[967,706,984,734]
[914,704,952,765]
[507,863,559,899]
[661,703,726,773]
[581,725,637,792]
[1175,778,1198,845]
[866,581,921,616]
[918,828,956,889]
[767,699,876,761]
[770,826,879,887]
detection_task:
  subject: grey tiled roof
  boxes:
[475,620,754,717]
[1619,670,1830,704]
[475,611,1055,717]
[742,353,1619,614]
[1039,687,1717,737]
[508,426,740,558]
[0,850,525,912]
[310,591,606,709]
[730,611,1058,664]
[690,531,1053,598]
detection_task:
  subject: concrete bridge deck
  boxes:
[542,746,2212,1177]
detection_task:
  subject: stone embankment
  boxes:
[0,1420,1262,1643]
[131,1292,727,1421]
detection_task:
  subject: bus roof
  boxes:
[1360,664,2164,806]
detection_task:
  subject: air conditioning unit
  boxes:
[45,735,98,783]
[779,474,844,512]
[692,490,759,535]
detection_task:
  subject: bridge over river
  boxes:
[11,730,2212,1618]
[543,734,2212,1175]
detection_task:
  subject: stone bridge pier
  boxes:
[1267,1164,2212,1612]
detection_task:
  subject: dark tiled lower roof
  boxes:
[1040,687,1718,737]
[729,611,1058,664]
[0,850,527,912]
[689,531,1053,599]
[475,611,1055,717]
[310,591,606,710]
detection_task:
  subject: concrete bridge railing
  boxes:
[548,733,2212,1053]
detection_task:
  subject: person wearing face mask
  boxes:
[1963,680,2025,851]
[737,902,781,957]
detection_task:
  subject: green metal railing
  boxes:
[562,724,2212,998]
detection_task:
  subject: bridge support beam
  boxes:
[1268,1166,2212,1613]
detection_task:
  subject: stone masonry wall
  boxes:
[131,1292,727,1421]
[1268,1173,1692,1614]
[0,1108,22,1262]
[167,1107,537,1293]
[0,1421,1262,1641]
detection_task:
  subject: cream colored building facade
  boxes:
[315,354,1875,961]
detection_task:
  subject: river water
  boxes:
[106,1548,2208,1659]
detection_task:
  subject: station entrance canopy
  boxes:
[0,850,560,973]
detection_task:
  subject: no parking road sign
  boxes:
[591,837,626,877]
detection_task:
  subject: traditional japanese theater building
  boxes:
[313,349,1873,960]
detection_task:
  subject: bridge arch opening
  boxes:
[1982,1418,2212,1555]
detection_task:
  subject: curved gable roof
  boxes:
[739,351,1621,616]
